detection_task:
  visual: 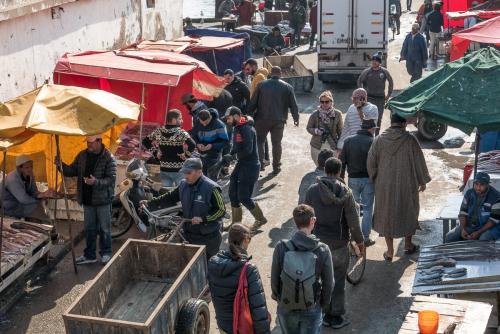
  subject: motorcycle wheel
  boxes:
[111,206,134,239]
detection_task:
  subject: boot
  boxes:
[224,206,243,231]
[249,203,268,234]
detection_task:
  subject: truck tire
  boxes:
[417,117,448,141]
[176,299,210,334]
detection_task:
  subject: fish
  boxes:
[419,258,457,269]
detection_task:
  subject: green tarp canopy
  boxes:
[387,47,500,134]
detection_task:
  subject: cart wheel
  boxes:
[346,241,366,285]
[417,117,448,141]
[176,299,210,334]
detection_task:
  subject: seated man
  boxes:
[262,26,286,56]
[445,172,500,242]
[0,155,53,220]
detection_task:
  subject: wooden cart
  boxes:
[63,239,209,334]
[263,55,314,92]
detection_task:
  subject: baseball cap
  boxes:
[473,172,491,184]
[16,155,32,167]
[361,119,379,130]
[180,158,203,174]
[87,134,102,143]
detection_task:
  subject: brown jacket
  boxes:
[306,108,343,150]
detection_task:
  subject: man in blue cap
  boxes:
[357,53,393,133]
[445,172,500,242]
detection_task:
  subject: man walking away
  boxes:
[271,204,334,334]
[305,158,364,329]
[191,109,229,181]
[181,93,208,127]
[56,135,116,264]
[298,149,335,204]
[142,158,225,260]
[445,172,500,242]
[142,110,196,187]
[223,69,250,111]
[309,1,318,49]
[357,54,394,132]
[247,66,299,174]
[389,0,402,35]
[262,26,286,56]
[339,119,377,246]
[367,113,431,262]
[224,107,268,234]
[400,23,428,83]
[427,3,444,60]
[289,0,307,47]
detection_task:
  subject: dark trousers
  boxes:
[368,95,386,134]
[309,32,317,47]
[229,163,260,210]
[394,14,401,33]
[407,0,412,10]
[83,204,112,259]
[202,155,222,181]
[255,120,285,169]
[185,229,222,261]
[406,60,423,83]
[291,24,304,46]
[318,238,349,318]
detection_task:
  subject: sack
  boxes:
[279,240,318,311]
[233,262,254,334]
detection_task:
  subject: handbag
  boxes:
[233,261,254,334]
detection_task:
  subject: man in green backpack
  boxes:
[271,204,334,334]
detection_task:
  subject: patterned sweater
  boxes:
[142,125,196,172]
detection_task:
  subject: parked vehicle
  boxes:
[317,0,389,82]
[263,55,314,92]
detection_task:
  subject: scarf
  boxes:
[318,107,335,127]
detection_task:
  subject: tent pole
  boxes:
[164,85,172,125]
[139,83,146,153]
[0,151,7,278]
[474,131,480,177]
[56,135,78,274]
[53,135,59,229]
[212,50,219,75]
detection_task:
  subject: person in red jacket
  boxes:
[237,0,256,26]
[309,1,318,50]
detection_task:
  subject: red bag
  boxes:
[233,262,254,334]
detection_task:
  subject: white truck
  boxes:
[317,0,389,82]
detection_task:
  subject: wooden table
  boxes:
[437,194,463,243]
[399,296,492,334]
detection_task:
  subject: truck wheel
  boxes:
[176,299,210,334]
[417,117,448,141]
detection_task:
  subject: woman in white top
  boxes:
[337,88,379,151]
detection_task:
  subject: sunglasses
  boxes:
[320,100,332,104]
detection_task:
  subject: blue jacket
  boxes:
[460,187,500,239]
[401,32,428,63]
[192,108,229,158]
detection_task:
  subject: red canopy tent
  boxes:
[442,0,489,28]
[450,16,500,60]
[53,50,225,130]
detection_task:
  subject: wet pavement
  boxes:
[2,1,498,333]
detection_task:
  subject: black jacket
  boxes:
[339,129,374,178]
[247,77,299,123]
[61,146,116,206]
[208,89,233,119]
[208,250,271,334]
[271,231,334,310]
[427,10,444,33]
[231,116,259,165]
[225,76,250,111]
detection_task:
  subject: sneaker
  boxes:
[364,239,376,247]
[101,255,112,264]
[75,255,97,265]
[331,316,351,329]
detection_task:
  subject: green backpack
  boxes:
[279,240,319,311]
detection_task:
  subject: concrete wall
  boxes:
[0,0,183,102]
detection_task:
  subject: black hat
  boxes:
[223,69,234,76]
[372,53,383,63]
[223,106,242,119]
[361,119,379,130]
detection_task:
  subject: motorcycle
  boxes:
[111,159,183,239]
[389,3,398,40]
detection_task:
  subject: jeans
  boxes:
[160,171,184,187]
[407,0,412,10]
[201,155,222,181]
[83,204,112,259]
[229,163,260,210]
[185,229,222,261]
[348,178,375,241]
[255,120,285,169]
[406,60,423,83]
[445,225,496,243]
[278,305,322,334]
[429,31,439,57]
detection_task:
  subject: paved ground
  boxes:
[2,2,497,333]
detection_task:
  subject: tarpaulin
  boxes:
[53,50,225,130]
[387,48,500,134]
[447,10,500,20]
[450,16,500,60]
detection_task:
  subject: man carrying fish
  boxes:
[445,172,500,242]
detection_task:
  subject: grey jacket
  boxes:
[271,230,334,310]
[246,77,299,123]
[61,147,117,206]
[357,67,394,98]
[0,169,39,215]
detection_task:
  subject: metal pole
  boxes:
[0,151,7,278]
[138,83,146,154]
[474,131,480,177]
[56,135,78,274]
[164,85,172,126]
[53,135,59,229]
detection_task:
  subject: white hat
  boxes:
[16,155,32,167]
[86,134,102,143]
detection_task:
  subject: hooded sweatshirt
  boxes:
[305,176,363,248]
[250,68,269,97]
[191,108,229,159]
[271,230,334,310]
[208,250,271,334]
[231,116,259,165]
